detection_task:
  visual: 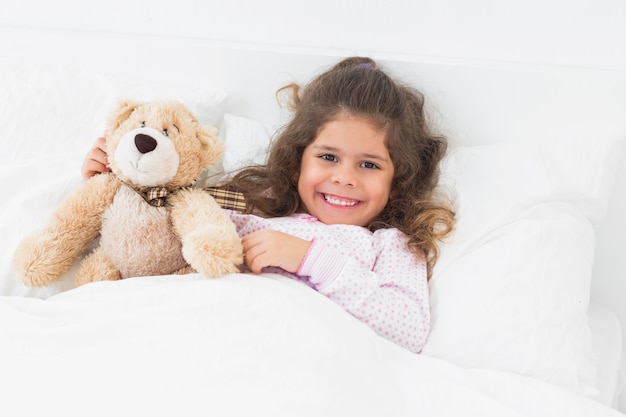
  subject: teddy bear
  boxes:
[13,99,243,287]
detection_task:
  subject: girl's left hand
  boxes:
[82,136,111,180]
[241,229,312,274]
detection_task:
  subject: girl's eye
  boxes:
[140,121,146,128]
[163,129,169,137]
[320,154,337,162]
[361,161,379,169]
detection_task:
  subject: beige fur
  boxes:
[13,100,243,288]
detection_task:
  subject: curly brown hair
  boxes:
[225,56,455,277]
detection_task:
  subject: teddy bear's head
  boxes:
[105,100,224,189]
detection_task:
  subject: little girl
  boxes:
[81,56,455,353]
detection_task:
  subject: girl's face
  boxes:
[298,114,394,226]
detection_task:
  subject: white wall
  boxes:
[3,0,626,341]
[2,0,626,69]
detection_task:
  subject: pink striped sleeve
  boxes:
[297,238,347,289]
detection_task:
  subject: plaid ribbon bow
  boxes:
[140,187,170,207]
[132,184,247,211]
[204,187,248,213]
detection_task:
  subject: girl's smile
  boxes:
[298,114,394,226]
[321,193,360,207]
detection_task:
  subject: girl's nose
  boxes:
[332,166,357,187]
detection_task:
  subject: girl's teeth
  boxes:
[324,194,357,206]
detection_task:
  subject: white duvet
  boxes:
[0,273,620,417]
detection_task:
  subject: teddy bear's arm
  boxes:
[169,188,244,277]
[13,173,121,287]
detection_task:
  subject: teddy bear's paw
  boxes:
[182,227,244,278]
[15,265,62,288]
[74,247,122,287]
[12,235,73,287]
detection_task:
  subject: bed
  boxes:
[1,25,626,416]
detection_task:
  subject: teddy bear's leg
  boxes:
[74,246,121,287]
[172,265,196,275]
[13,173,120,287]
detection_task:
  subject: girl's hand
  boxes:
[81,136,111,179]
[242,229,312,274]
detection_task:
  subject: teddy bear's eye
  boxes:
[140,121,146,128]
[163,129,169,137]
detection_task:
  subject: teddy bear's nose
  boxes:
[135,134,158,154]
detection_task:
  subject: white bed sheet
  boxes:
[0,273,623,417]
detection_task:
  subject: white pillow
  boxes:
[220,113,276,173]
[0,63,117,165]
[423,136,625,395]
[113,75,227,129]
[0,62,227,166]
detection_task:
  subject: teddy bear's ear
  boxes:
[107,100,142,130]
[197,125,225,169]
